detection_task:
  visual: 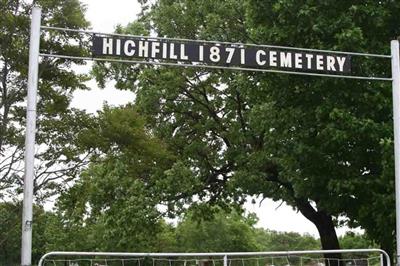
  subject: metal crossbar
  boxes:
[39,53,392,81]
[40,26,391,58]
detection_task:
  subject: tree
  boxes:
[175,208,259,252]
[338,233,379,261]
[243,0,398,257]
[54,105,176,252]
[255,229,320,252]
[339,232,377,250]
[92,0,400,260]
[0,202,51,265]
[0,0,93,201]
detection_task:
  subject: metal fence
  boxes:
[38,249,390,266]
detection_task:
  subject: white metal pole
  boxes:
[21,6,41,266]
[391,39,400,265]
[223,255,228,266]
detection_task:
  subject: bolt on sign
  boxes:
[92,36,351,74]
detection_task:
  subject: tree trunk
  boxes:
[260,164,341,263]
[295,198,341,266]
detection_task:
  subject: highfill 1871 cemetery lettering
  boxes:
[92,36,351,73]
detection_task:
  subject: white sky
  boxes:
[70,0,360,237]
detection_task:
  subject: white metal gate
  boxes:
[38,249,390,266]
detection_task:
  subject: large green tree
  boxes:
[175,209,259,252]
[255,229,320,252]
[93,0,400,259]
[0,0,92,200]
[54,105,176,252]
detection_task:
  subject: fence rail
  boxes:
[38,249,390,266]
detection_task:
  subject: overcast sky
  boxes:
[69,0,359,237]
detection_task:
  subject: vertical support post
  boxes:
[392,39,400,266]
[223,255,228,266]
[21,6,41,266]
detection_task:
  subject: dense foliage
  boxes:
[54,106,175,252]
[0,0,93,201]
[2,199,381,265]
[93,0,400,257]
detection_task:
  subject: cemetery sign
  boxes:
[92,35,351,74]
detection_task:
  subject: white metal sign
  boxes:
[92,35,351,74]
